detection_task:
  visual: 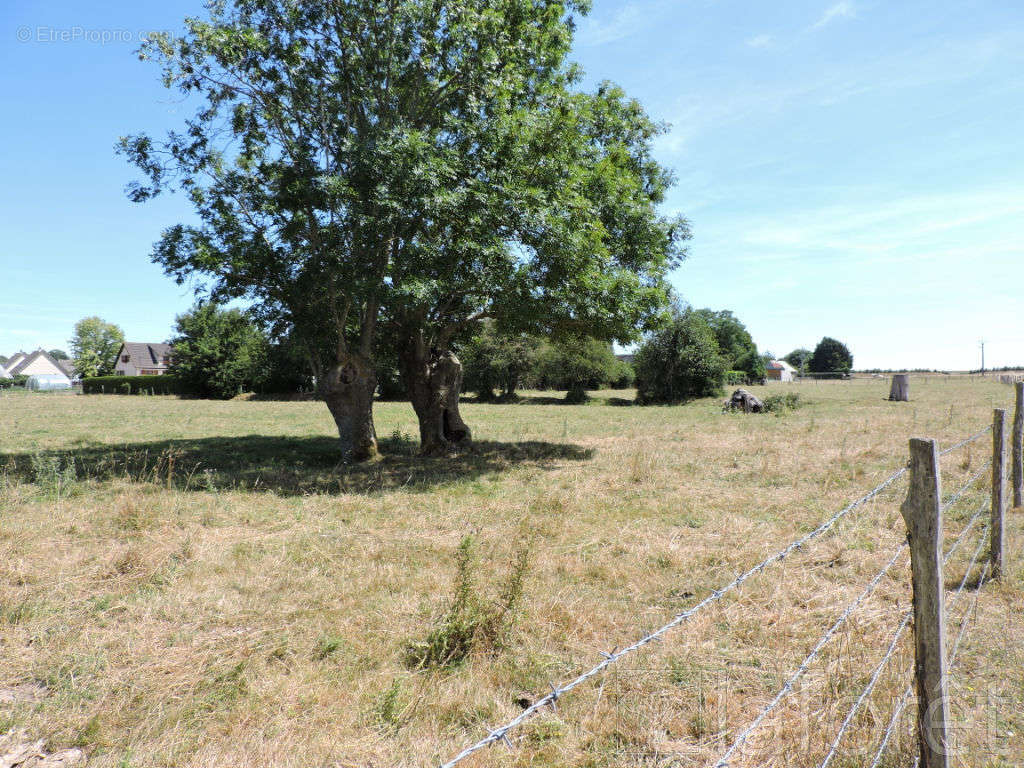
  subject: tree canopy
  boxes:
[121,0,688,459]
[169,303,268,399]
[70,317,125,378]
[809,337,853,375]
[694,309,764,382]
[634,309,726,404]
[784,348,812,372]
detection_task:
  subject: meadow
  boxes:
[1,378,1021,767]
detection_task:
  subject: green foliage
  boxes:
[70,317,125,378]
[809,337,853,377]
[609,358,636,389]
[30,453,78,497]
[695,309,764,381]
[48,349,70,360]
[169,304,266,399]
[634,310,727,404]
[784,348,812,372]
[83,376,181,395]
[535,338,621,400]
[762,393,802,413]
[121,0,688,447]
[0,375,29,389]
[405,535,530,670]
[461,324,539,401]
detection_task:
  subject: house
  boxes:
[114,342,173,376]
[765,359,797,382]
[5,349,73,386]
[4,351,27,372]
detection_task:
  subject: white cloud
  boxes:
[746,33,773,49]
[812,1,856,30]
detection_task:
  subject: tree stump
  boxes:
[889,374,909,401]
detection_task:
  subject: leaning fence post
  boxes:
[992,409,1006,579]
[1013,382,1023,508]
[901,438,950,768]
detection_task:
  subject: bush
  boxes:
[634,310,727,404]
[83,375,181,395]
[0,375,29,389]
[762,393,802,413]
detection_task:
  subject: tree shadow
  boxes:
[0,436,594,496]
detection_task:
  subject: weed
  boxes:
[404,535,530,670]
[314,635,346,661]
[29,452,77,497]
[373,679,405,731]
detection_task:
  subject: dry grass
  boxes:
[0,377,1022,767]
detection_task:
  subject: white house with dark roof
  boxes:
[4,352,27,372]
[766,359,797,382]
[114,342,174,376]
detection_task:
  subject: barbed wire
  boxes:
[711,541,909,767]
[940,459,992,512]
[436,464,910,767]
[942,501,986,562]
[939,425,993,456]
[816,607,913,768]
[866,522,992,768]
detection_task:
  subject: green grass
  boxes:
[0,378,1021,766]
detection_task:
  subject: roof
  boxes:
[118,342,174,370]
[8,349,67,377]
[5,352,26,369]
[56,359,77,378]
[766,359,797,372]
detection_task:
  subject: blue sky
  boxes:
[2,0,1022,370]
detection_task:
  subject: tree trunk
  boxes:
[322,353,378,461]
[402,347,472,455]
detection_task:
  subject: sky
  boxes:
[1,0,1022,370]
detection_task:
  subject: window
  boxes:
[122,355,130,362]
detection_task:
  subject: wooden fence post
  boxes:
[889,374,910,401]
[901,438,950,768]
[1013,382,1023,508]
[992,409,1006,579]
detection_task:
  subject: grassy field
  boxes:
[1,378,1022,767]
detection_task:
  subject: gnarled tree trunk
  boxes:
[402,346,472,455]
[322,353,378,461]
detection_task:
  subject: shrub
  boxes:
[762,393,802,413]
[725,370,746,386]
[404,535,530,670]
[83,376,181,395]
[0,375,29,389]
[634,310,727,404]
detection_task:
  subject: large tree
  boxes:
[170,303,268,399]
[809,336,853,377]
[121,0,687,459]
[694,309,764,382]
[70,317,125,378]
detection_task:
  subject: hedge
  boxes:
[82,375,181,395]
[0,375,29,389]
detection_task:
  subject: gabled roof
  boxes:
[5,351,26,370]
[767,359,797,372]
[9,349,71,378]
[118,342,174,370]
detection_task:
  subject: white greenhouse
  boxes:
[26,373,72,391]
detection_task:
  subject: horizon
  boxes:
[2,0,1022,370]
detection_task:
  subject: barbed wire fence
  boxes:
[437,385,1022,768]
